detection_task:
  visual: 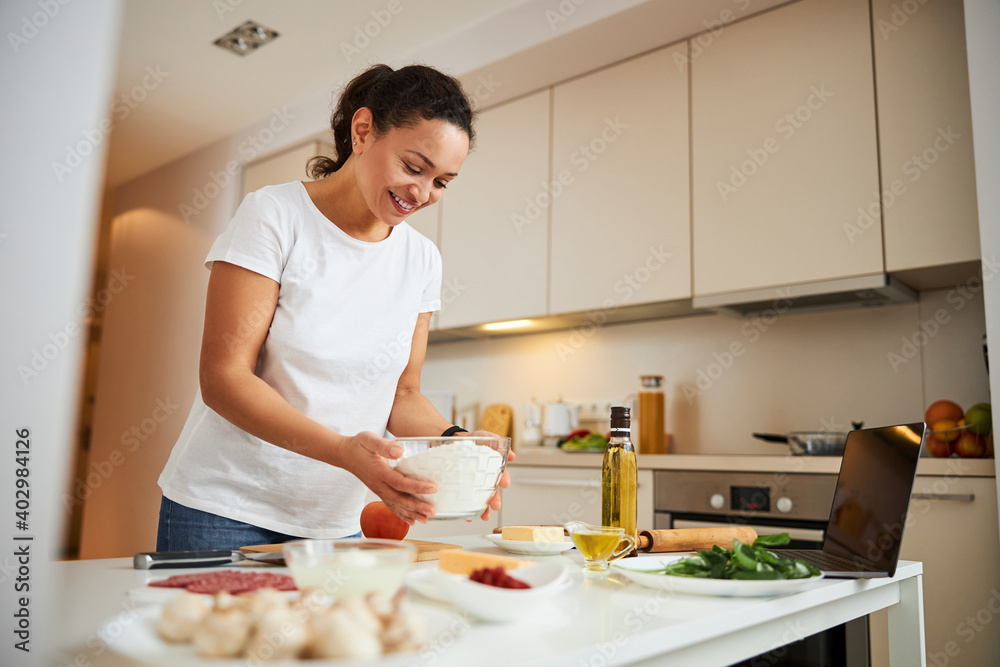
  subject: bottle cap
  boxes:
[640,375,663,388]
[610,406,630,429]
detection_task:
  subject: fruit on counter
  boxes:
[931,419,960,441]
[965,403,992,436]
[565,428,592,441]
[559,431,609,451]
[438,549,531,575]
[954,431,988,458]
[926,434,954,458]
[360,501,409,540]
[469,566,531,589]
[924,399,965,428]
[501,525,564,542]
[636,533,821,580]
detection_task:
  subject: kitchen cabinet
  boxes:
[550,46,690,315]
[404,204,441,330]
[499,465,654,531]
[241,140,328,196]
[871,0,980,273]
[869,474,1000,666]
[691,0,883,298]
[437,90,550,329]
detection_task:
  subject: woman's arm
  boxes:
[386,312,514,521]
[199,261,437,523]
[385,312,454,437]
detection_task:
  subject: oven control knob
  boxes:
[776,497,793,513]
[710,493,725,509]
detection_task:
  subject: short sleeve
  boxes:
[205,190,292,282]
[420,240,442,313]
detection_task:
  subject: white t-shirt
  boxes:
[158,180,442,537]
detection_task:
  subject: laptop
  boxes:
[770,422,927,578]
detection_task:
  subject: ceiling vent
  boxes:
[214,20,279,56]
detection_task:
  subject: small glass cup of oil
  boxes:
[564,521,637,572]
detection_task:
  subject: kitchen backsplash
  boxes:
[421,288,990,455]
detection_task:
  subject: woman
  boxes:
[156,64,509,552]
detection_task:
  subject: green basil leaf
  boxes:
[753,533,792,547]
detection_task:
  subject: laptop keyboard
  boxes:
[773,549,875,572]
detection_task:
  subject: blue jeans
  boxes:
[156,496,361,551]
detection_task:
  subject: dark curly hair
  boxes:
[307,64,475,179]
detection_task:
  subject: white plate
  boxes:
[404,568,447,602]
[612,555,825,598]
[433,562,570,622]
[483,534,575,555]
[102,600,463,666]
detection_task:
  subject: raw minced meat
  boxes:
[149,570,296,594]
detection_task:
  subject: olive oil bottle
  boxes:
[602,406,637,553]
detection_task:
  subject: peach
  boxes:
[954,431,987,458]
[360,501,410,540]
[926,436,954,458]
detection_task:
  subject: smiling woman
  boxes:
[154,64,511,552]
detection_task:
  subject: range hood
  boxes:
[691,274,916,316]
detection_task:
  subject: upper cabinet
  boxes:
[404,204,442,331]
[242,141,327,197]
[437,91,551,329]
[871,0,980,272]
[691,0,882,298]
[550,46,691,315]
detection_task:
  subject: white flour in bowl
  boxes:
[394,440,505,518]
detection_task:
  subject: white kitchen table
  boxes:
[53,535,925,666]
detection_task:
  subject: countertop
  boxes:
[52,535,926,666]
[510,448,997,476]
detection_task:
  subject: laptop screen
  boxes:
[821,422,926,574]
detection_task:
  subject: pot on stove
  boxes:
[753,422,863,456]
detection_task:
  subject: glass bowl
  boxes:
[281,538,415,597]
[924,423,993,458]
[391,436,511,520]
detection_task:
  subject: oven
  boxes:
[654,469,870,667]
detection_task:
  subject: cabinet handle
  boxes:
[910,493,975,502]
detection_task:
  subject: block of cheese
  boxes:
[437,550,532,575]
[501,525,564,542]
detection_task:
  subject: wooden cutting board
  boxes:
[241,539,462,563]
[479,403,513,439]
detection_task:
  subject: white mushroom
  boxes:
[365,591,396,623]
[192,607,252,658]
[245,605,312,661]
[291,587,327,621]
[157,592,209,643]
[212,590,237,611]
[334,595,382,634]
[234,588,289,623]
[381,600,427,653]
[307,606,382,659]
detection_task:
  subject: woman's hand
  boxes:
[464,430,515,522]
[340,431,438,525]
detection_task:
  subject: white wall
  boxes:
[0,0,123,664]
[421,290,990,454]
[963,0,1000,513]
[77,210,211,559]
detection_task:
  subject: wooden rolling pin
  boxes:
[638,527,758,553]
[494,525,757,553]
